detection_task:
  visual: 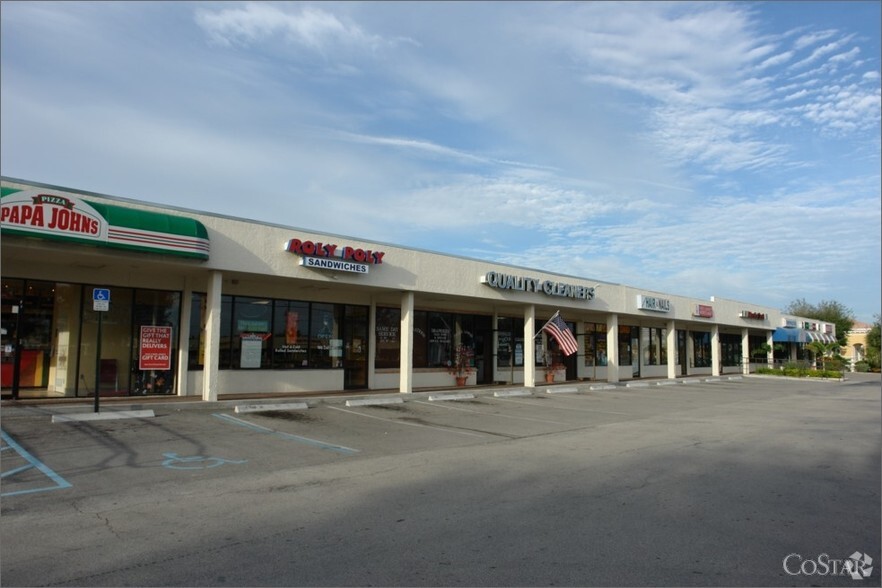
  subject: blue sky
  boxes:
[2,1,880,322]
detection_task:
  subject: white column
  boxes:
[711,324,721,377]
[368,297,377,390]
[666,320,677,379]
[606,313,619,383]
[742,328,750,375]
[766,331,775,367]
[202,270,222,402]
[524,305,536,388]
[399,291,414,394]
[175,278,192,397]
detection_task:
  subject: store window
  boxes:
[619,325,637,365]
[427,312,454,368]
[2,279,180,398]
[642,327,668,366]
[131,289,180,395]
[375,307,400,369]
[200,296,353,370]
[496,317,525,368]
[693,331,712,367]
[720,333,741,367]
[272,300,310,368]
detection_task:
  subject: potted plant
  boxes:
[543,351,564,383]
[448,344,475,386]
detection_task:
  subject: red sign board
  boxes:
[139,326,173,371]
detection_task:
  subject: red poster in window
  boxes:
[139,325,173,371]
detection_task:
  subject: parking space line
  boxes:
[412,400,570,426]
[0,429,72,497]
[325,405,489,438]
[212,413,359,455]
[493,397,633,416]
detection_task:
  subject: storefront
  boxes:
[1,177,833,400]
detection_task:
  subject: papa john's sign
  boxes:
[1,191,109,242]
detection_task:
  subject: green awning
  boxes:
[1,183,209,260]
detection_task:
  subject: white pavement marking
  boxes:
[493,390,532,397]
[52,410,155,423]
[428,393,475,401]
[235,402,309,413]
[345,397,404,407]
[326,405,488,437]
[413,400,570,426]
[493,396,632,416]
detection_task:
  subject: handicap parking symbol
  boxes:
[161,452,246,470]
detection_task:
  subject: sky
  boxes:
[2,1,880,322]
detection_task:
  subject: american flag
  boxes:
[542,312,579,356]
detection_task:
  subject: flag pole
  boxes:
[534,310,560,338]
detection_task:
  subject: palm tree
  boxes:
[806,340,840,370]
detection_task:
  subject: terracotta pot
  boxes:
[455,376,468,386]
[545,373,555,383]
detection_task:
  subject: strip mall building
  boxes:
[1,177,837,401]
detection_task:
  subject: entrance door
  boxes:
[2,279,54,397]
[677,330,688,376]
[343,305,368,389]
[473,315,493,385]
[631,330,640,378]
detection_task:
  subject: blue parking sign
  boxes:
[93,288,110,311]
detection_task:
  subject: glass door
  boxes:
[343,305,368,389]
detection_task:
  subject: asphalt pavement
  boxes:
[1,374,879,587]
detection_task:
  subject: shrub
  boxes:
[855,361,870,373]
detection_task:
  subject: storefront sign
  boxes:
[1,186,210,259]
[693,304,714,318]
[740,310,767,320]
[480,271,595,301]
[240,335,265,369]
[637,295,671,312]
[286,238,384,274]
[1,191,108,242]
[139,326,173,371]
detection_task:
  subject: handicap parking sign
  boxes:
[93,288,110,311]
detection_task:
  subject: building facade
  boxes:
[1,178,835,400]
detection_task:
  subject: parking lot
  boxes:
[2,374,880,586]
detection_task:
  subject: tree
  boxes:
[806,340,839,370]
[784,298,855,346]
[866,314,881,369]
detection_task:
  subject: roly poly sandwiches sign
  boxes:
[285,238,385,274]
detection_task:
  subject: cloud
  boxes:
[195,3,380,52]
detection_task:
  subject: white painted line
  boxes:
[681,379,702,384]
[655,380,677,386]
[545,387,579,394]
[52,410,155,423]
[494,389,532,397]
[589,384,617,391]
[326,405,486,437]
[413,400,570,425]
[727,376,743,381]
[704,377,721,382]
[494,396,632,416]
[625,382,650,388]
[428,393,475,402]
[345,397,404,407]
[235,402,308,413]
